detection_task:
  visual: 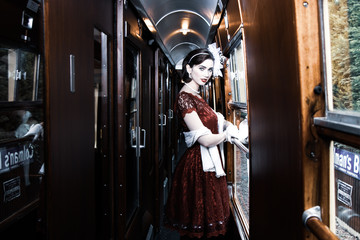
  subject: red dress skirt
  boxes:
[165,92,230,238]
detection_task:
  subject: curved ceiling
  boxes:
[130,0,226,67]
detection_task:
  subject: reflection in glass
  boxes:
[235,145,249,222]
[324,0,360,111]
[94,29,101,149]
[0,108,43,142]
[229,42,247,104]
[332,142,360,238]
[125,43,140,224]
[158,67,164,165]
[0,42,44,223]
[0,44,42,102]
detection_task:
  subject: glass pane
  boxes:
[325,0,360,111]
[159,70,163,165]
[0,107,44,222]
[229,42,247,104]
[333,142,360,238]
[234,109,249,225]
[235,147,249,220]
[94,29,101,149]
[125,43,139,224]
[0,44,42,102]
[0,108,43,142]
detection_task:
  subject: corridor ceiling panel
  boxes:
[130,0,226,67]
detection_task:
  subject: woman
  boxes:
[165,48,240,239]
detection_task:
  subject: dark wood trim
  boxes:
[108,32,116,240]
[223,58,235,184]
[316,125,360,150]
[0,101,43,109]
[115,0,126,238]
[154,48,161,229]
[0,199,39,231]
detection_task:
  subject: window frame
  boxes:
[314,0,360,235]
[225,32,250,240]
[315,0,360,140]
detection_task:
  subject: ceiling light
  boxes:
[180,28,190,35]
[144,18,156,32]
[212,12,221,26]
[180,20,190,35]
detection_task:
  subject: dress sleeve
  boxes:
[176,92,197,118]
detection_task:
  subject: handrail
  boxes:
[302,206,339,240]
[232,138,249,153]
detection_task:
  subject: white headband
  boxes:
[188,52,210,63]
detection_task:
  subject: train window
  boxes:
[228,38,250,238]
[314,0,360,238]
[124,42,140,224]
[332,141,360,238]
[0,42,44,225]
[233,119,249,219]
[0,44,43,102]
[316,0,360,133]
[94,28,109,149]
[229,43,247,105]
[94,28,112,235]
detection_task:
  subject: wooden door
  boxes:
[115,2,155,238]
[44,0,114,239]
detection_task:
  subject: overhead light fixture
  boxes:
[143,18,156,32]
[180,28,190,35]
[212,11,222,26]
[180,20,190,35]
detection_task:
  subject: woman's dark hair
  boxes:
[182,48,214,83]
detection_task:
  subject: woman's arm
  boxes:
[183,111,226,147]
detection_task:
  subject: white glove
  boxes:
[224,124,239,144]
[238,119,249,145]
[24,123,43,141]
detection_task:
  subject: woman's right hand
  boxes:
[224,124,239,143]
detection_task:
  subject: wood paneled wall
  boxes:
[239,1,304,239]
[44,0,113,239]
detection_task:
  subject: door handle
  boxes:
[162,114,167,126]
[159,114,167,126]
[168,109,173,119]
[139,128,146,149]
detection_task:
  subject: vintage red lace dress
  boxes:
[165,91,230,238]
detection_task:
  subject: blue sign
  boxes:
[334,147,360,180]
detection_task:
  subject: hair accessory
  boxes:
[207,43,227,77]
[189,52,210,64]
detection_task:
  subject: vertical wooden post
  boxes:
[223,63,235,183]
[294,0,328,239]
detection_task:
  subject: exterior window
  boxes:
[229,43,247,105]
[124,43,140,224]
[317,0,360,132]
[324,0,360,112]
[234,121,249,221]
[315,0,360,238]
[0,43,44,224]
[332,142,360,238]
[0,46,43,102]
[229,40,249,238]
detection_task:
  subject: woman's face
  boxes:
[187,59,214,86]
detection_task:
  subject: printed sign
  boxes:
[3,176,21,202]
[0,142,35,174]
[337,179,353,207]
[334,147,360,180]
